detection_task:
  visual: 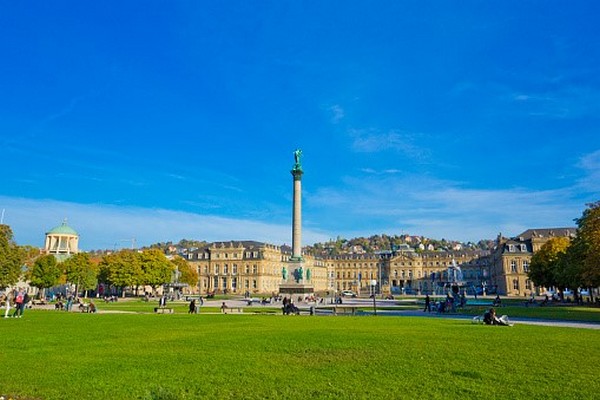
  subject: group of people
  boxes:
[423,293,467,313]
[188,297,204,314]
[1,289,30,318]
[281,296,300,315]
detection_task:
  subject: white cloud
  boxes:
[576,149,600,192]
[306,173,586,242]
[0,196,331,250]
[349,128,430,161]
[329,104,345,123]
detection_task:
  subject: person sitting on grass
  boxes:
[483,308,512,326]
[89,301,97,313]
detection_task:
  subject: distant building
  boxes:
[187,241,331,295]
[44,219,79,262]
[490,228,576,296]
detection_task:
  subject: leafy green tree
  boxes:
[570,201,600,298]
[139,249,174,294]
[63,253,98,297]
[28,254,62,296]
[529,236,571,290]
[99,250,143,297]
[0,224,25,290]
[171,256,198,287]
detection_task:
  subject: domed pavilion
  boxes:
[44,219,79,261]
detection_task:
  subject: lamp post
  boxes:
[371,279,377,315]
[378,262,382,298]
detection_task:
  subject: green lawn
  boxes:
[1,311,599,400]
[458,305,600,322]
[49,298,600,322]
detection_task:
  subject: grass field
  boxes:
[93,298,600,322]
[1,310,599,400]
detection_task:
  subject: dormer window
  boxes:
[508,244,515,252]
[520,244,527,252]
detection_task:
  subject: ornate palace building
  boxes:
[186,241,330,295]
[490,228,576,296]
[185,226,575,297]
[186,241,491,296]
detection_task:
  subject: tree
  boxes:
[28,254,62,295]
[139,249,174,294]
[571,201,600,296]
[99,250,143,297]
[0,224,26,290]
[171,256,198,287]
[63,253,98,297]
[529,236,571,290]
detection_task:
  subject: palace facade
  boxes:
[186,241,331,295]
[185,227,575,297]
[489,228,576,296]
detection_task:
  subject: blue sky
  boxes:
[1,1,599,250]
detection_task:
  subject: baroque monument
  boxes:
[279,149,314,295]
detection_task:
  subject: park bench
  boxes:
[331,305,359,316]
[221,307,243,314]
[32,299,47,306]
[154,307,174,314]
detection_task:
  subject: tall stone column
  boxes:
[291,168,303,260]
[279,149,314,296]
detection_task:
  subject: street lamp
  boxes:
[378,262,382,298]
[371,279,377,315]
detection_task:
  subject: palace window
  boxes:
[222,277,227,289]
[252,280,257,289]
[223,264,228,274]
[252,265,258,274]
[204,266,209,274]
[513,279,519,290]
[510,260,517,273]
[245,265,250,274]
[232,277,237,290]
[525,279,531,290]
[214,265,219,275]
[522,261,529,273]
[232,264,238,274]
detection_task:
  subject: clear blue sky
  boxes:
[1,1,599,250]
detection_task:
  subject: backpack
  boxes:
[15,294,24,304]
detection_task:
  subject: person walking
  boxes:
[3,293,11,318]
[189,299,197,314]
[12,290,24,318]
[424,294,431,312]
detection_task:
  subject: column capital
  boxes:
[291,168,303,180]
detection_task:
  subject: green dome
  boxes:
[47,220,78,236]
